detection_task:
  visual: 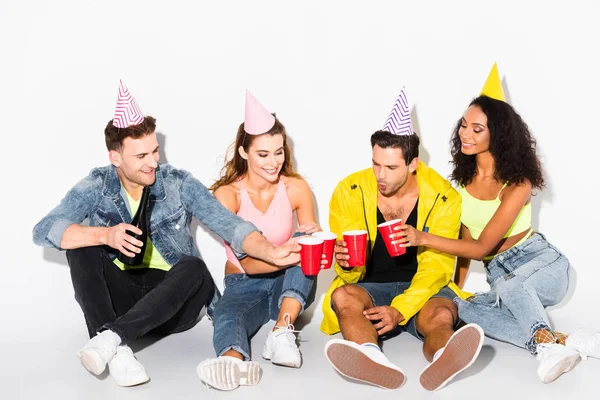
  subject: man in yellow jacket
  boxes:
[322,90,484,392]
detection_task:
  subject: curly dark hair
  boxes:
[449,95,545,190]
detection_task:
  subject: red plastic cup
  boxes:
[298,237,324,275]
[343,230,368,267]
[378,219,406,257]
[312,231,337,269]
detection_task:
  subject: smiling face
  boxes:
[239,133,285,183]
[110,132,160,192]
[458,105,491,155]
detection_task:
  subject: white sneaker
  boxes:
[197,356,261,391]
[566,329,600,360]
[76,330,121,375]
[262,313,302,368]
[419,323,484,391]
[324,339,405,389]
[536,343,581,383]
[107,346,149,387]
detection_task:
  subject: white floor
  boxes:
[3,263,599,400]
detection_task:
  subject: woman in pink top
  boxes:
[197,92,321,391]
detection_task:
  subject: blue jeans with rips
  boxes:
[212,262,317,360]
[454,232,570,354]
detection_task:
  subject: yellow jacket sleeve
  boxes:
[328,181,367,284]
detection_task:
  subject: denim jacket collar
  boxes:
[102,164,166,202]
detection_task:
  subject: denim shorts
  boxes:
[355,282,459,341]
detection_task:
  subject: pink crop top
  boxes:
[225,180,294,273]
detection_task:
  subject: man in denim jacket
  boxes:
[33,115,301,387]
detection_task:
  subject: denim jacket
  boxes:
[33,163,257,265]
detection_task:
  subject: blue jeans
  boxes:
[455,232,570,354]
[355,282,459,340]
[212,265,316,360]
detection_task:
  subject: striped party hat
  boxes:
[480,63,506,101]
[382,87,413,136]
[244,90,275,135]
[113,80,144,128]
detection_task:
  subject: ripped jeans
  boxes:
[455,232,570,354]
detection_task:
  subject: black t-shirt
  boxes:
[363,200,419,283]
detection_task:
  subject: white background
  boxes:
[2,1,599,398]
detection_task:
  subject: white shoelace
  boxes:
[273,313,302,347]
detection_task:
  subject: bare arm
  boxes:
[59,225,107,249]
[288,177,321,234]
[240,232,301,273]
[453,224,473,289]
[400,181,532,260]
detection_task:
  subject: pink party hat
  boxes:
[244,90,275,135]
[382,87,413,136]
[113,80,144,128]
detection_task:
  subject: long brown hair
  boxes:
[210,115,301,192]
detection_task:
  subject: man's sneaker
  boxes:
[419,323,484,391]
[76,330,121,375]
[108,346,149,387]
[324,339,405,390]
[197,356,261,391]
[262,313,302,368]
[536,343,581,383]
[566,329,600,360]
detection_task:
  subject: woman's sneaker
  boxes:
[197,356,260,391]
[566,329,600,360]
[536,343,581,383]
[262,313,302,368]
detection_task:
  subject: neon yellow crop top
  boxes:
[457,184,531,240]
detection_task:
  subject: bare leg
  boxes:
[221,349,244,360]
[331,285,378,344]
[415,298,458,361]
[274,297,302,329]
[417,298,484,391]
[326,285,405,390]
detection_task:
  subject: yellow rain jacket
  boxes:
[321,162,470,334]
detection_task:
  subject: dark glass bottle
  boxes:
[118,186,151,266]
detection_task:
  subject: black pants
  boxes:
[66,246,215,344]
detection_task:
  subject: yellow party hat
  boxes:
[480,62,505,101]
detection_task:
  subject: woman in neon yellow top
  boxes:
[399,95,599,383]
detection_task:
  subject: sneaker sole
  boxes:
[78,350,106,376]
[326,343,405,389]
[542,353,580,384]
[197,359,260,391]
[262,347,273,361]
[112,372,150,387]
[270,355,301,368]
[419,324,484,391]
